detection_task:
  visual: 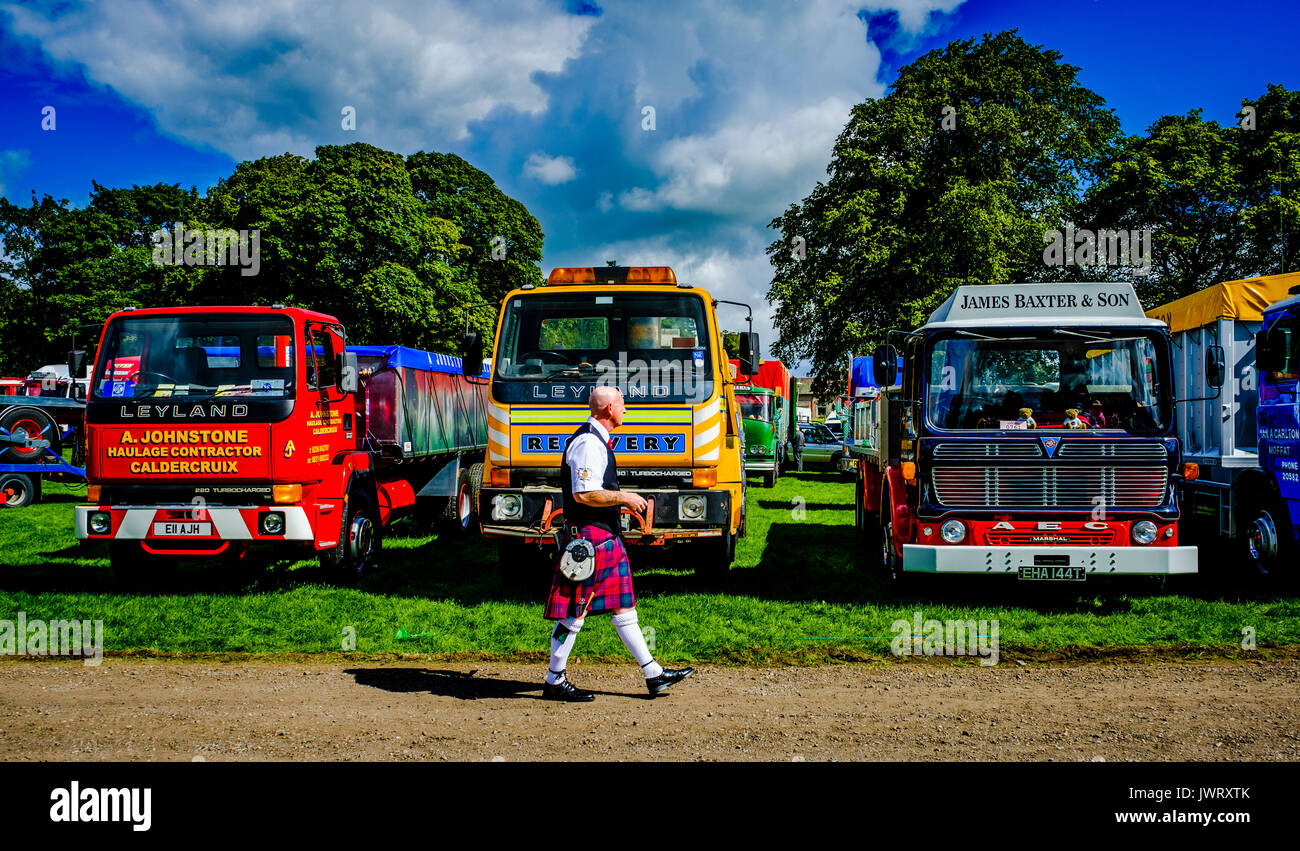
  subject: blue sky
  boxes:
[2,0,1297,370]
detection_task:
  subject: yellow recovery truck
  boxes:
[460,265,752,581]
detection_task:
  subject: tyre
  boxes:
[694,529,735,587]
[0,473,38,508]
[320,490,381,583]
[0,407,61,463]
[762,469,776,488]
[854,476,865,543]
[1241,497,1297,583]
[880,498,904,584]
[441,461,482,534]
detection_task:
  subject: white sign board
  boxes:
[929,283,1146,324]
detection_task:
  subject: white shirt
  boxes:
[567,417,611,494]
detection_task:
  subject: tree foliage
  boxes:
[1084,83,1300,306]
[0,143,543,375]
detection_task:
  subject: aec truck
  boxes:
[852,283,1200,582]
[732,359,792,487]
[1149,271,1300,579]
[461,266,750,581]
[74,306,488,582]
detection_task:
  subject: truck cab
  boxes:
[857,283,1198,582]
[468,265,748,579]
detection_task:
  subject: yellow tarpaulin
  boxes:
[1147,271,1300,333]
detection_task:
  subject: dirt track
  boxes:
[2,658,1297,761]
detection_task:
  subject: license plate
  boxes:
[1018,566,1086,581]
[152,522,212,537]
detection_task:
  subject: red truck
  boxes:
[74,305,488,583]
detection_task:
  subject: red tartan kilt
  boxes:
[544,526,636,619]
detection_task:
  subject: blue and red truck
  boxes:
[1150,271,1300,580]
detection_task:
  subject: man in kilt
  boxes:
[543,385,695,701]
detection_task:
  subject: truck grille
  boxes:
[932,466,1168,508]
[933,442,1042,458]
[985,530,1119,546]
[1056,442,1167,460]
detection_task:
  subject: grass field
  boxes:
[1,471,1297,663]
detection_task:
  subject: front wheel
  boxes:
[320,492,381,583]
[1242,499,1296,583]
[0,473,39,508]
[762,469,776,488]
[694,529,735,587]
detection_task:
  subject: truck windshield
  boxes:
[736,393,771,421]
[926,332,1170,432]
[494,293,712,400]
[91,315,296,399]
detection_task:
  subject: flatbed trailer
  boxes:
[0,396,86,507]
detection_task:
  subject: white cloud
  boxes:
[606,0,962,222]
[550,228,784,361]
[1,0,594,160]
[523,151,577,185]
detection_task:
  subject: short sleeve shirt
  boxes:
[567,417,611,494]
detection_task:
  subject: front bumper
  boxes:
[745,459,776,472]
[901,544,1199,575]
[75,504,315,545]
[480,486,730,543]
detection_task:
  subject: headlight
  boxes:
[940,520,967,543]
[678,495,706,520]
[492,493,523,520]
[88,511,111,534]
[1132,520,1158,545]
[260,511,285,535]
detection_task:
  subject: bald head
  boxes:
[590,385,622,413]
[589,385,626,431]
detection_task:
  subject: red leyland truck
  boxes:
[74,305,488,582]
[851,282,1204,583]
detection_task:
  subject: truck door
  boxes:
[303,322,350,466]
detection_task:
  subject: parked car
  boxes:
[797,423,843,470]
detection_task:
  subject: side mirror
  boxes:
[1205,345,1225,388]
[460,332,484,378]
[1256,329,1278,374]
[872,345,898,388]
[67,350,86,378]
[336,351,358,394]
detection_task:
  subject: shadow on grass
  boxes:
[755,500,850,511]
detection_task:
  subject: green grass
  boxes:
[1,471,1298,662]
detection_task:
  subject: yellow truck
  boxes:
[460,265,751,581]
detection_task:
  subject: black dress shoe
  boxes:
[543,679,595,702]
[646,667,695,695]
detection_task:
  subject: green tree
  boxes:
[766,31,1122,396]
[1084,84,1300,306]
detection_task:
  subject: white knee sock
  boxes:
[546,617,583,685]
[610,610,663,679]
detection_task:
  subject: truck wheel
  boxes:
[854,477,865,542]
[320,492,380,583]
[762,469,776,488]
[0,407,61,463]
[694,530,734,587]
[441,461,484,534]
[1242,498,1296,582]
[880,506,904,584]
[0,473,38,508]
